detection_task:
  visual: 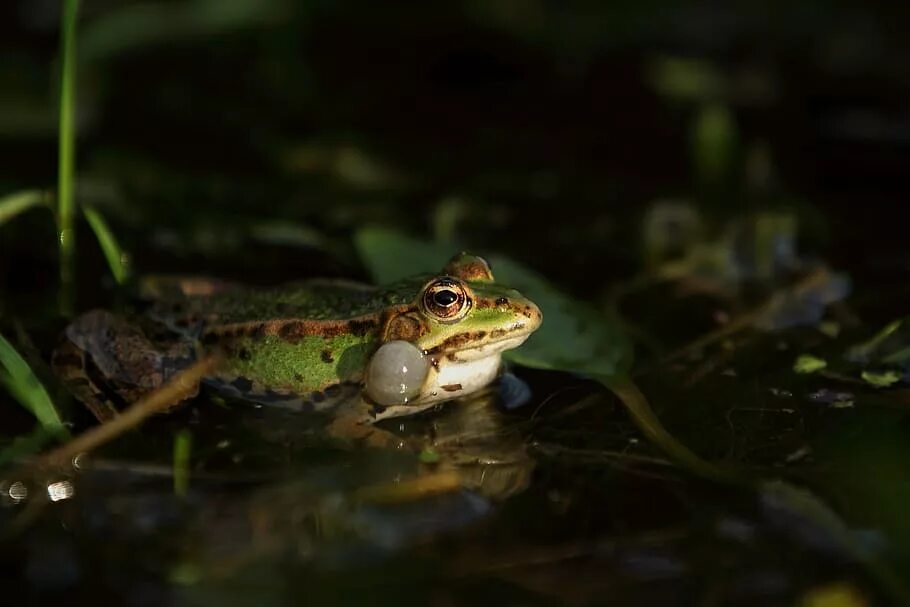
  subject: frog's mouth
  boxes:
[442,333,533,362]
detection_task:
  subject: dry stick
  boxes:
[660,266,834,366]
[2,356,218,539]
[661,306,764,366]
[30,355,220,471]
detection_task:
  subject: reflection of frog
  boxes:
[53,253,542,448]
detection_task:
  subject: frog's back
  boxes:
[152,276,428,329]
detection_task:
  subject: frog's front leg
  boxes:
[325,398,426,451]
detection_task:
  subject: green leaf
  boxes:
[647,56,724,102]
[418,447,441,464]
[83,206,130,284]
[0,333,68,439]
[0,190,49,227]
[794,354,827,374]
[354,227,632,378]
[861,370,901,388]
[846,319,903,364]
[81,0,289,65]
[354,227,452,284]
[491,256,631,377]
[691,102,738,186]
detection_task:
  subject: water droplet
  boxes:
[59,228,74,247]
[47,480,74,502]
[8,481,27,502]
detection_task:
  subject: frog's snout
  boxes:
[519,299,543,334]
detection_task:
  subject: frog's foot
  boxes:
[52,337,119,422]
[52,310,197,421]
[325,400,424,451]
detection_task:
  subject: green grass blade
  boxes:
[58,0,80,315]
[0,190,50,227]
[83,206,130,284]
[0,426,58,467]
[173,429,192,497]
[0,333,68,440]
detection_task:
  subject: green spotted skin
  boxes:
[212,331,376,397]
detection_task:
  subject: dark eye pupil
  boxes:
[433,289,458,307]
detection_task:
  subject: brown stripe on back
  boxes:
[199,304,419,346]
[203,316,381,343]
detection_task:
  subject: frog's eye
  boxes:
[421,277,471,323]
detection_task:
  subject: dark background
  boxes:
[2,0,909,304]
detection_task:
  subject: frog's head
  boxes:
[366,253,542,410]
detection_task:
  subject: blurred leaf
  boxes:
[861,370,900,388]
[794,354,827,374]
[0,190,49,227]
[249,220,346,260]
[81,0,291,64]
[818,321,841,338]
[847,319,905,364]
[418,448,441,464]
[755,268,851,332]
[0,333,68,440]
[83,206,130,284]
[799,583,868,607]
[354,228,451,284]
[691,102,738,186]
[354,228,632,377]
[648,56,725,101]
[762,480,910,604]
[432,196,471,244]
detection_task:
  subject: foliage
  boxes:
[0,333,67,439]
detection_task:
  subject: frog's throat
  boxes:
[411,333,532,405]
[422,352,502,403]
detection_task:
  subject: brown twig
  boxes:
[29,354,220,471]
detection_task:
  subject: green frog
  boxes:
[53,253,542,448]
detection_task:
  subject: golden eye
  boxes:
[421,277,471,323]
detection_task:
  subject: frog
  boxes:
[52,253,542,449]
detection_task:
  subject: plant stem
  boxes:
[604,375,740,484]
[58,0,79,315]
[173,430,192,497]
